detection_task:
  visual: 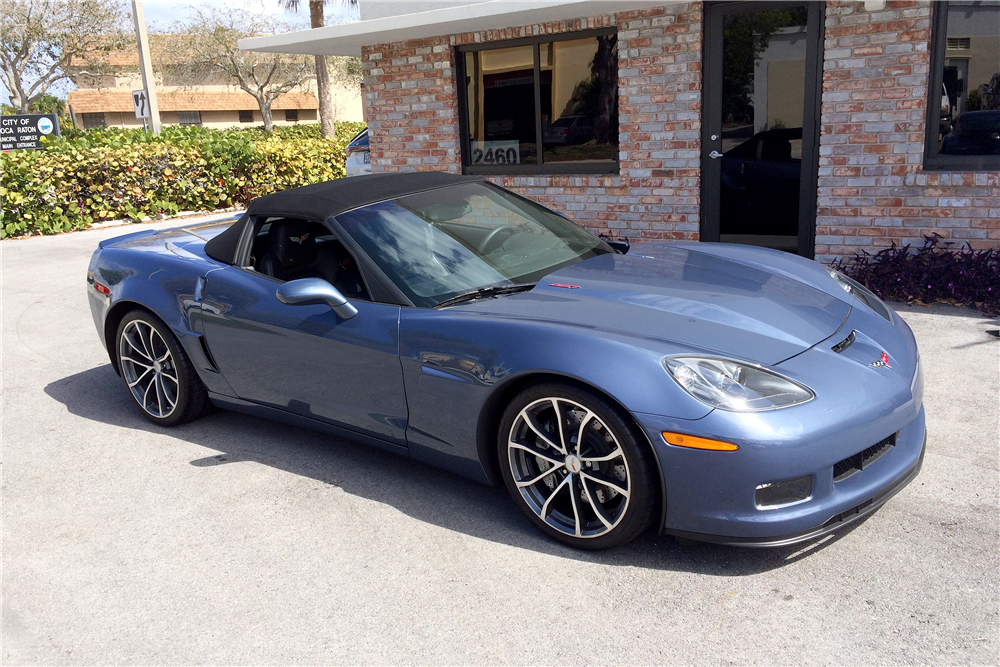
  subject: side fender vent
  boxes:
[199,335,220,372]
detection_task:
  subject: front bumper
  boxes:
[636,403,925,545]
[663,432,925,547]
[633,304,925,546]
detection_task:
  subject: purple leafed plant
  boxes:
[831,234,1000,317]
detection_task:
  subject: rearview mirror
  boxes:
[276,278,358,320]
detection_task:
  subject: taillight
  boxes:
[94,282,111,295]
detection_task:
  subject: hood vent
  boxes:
[831,330,856,354]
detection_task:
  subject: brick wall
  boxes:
[360,0,998,256]
[361,3,704,241]
[362,36,461,172]
[816,0,1000,263]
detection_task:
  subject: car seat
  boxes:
[260,219,335,283]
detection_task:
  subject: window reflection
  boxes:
[541,35,618,163]
[937,1,1000,156]
[461,31,619,171]
[465,45,538,165]
[719,7,808,248]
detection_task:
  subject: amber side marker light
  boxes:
[662,431,739,451]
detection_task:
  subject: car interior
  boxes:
[246,217,370,301]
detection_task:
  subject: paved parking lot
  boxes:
[2,220,998,665]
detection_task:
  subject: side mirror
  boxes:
[276,278,358,320]
[605,238,631,255]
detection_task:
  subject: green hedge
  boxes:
[0,122,365,238]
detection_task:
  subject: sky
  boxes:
[1,0,360,105]
[140,0,359,32]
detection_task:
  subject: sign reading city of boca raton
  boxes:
[0,114,61,151]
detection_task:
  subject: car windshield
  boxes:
[335,181,612,307]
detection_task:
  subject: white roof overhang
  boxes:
[239,0,669,56]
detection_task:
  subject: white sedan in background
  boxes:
[345,128,371,177]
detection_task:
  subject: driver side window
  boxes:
[245,216,371,302]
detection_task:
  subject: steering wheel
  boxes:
[477,225,517,254]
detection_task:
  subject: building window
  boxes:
[239,110,254,123]
[177,110,202,126]
[284,109,298,122]
[924,1,1000,171]
[82,113,105,129]
[456,28,619,175]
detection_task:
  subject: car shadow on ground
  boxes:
[45,364,866,575]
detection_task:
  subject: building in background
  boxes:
[66,36,363,130]
[242,0,1000,261]
[67,89,325,130]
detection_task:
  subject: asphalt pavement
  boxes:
[2,219,998,665]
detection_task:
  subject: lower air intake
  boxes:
[833,433,896,482]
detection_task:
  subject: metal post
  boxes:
[131,0,160,134]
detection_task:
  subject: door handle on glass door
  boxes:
[709,151,723,159]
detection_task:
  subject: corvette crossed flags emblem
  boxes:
[869,352,892,369]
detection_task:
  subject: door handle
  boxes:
[709,150,723,159]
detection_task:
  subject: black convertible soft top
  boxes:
[205,172,479,265]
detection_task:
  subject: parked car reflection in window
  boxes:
[720,128,802,238]
[940,110,1000,155]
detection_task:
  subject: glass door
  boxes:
[700,2,823,257]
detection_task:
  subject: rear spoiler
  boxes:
[98,228,159,249]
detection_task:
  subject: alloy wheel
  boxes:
[507,397,631,539]
[119,320,179,419]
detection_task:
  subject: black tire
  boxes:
[498,383,658,550]
[115,310,209,426]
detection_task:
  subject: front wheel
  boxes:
[116,310,209,426]
[498,383,659,550]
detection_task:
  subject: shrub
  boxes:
[832,235,1000,317]
[0,121,366,237]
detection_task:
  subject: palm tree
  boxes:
[278,0,357,138]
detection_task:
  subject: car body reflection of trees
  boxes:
[720,128,802,237]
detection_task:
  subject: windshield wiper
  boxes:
[434,283,536,309]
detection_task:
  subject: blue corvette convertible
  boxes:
[87,173,925,549]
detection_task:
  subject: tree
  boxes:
[0,0,128,113]
[560,34,618,145]
[277,0,357,139]
[174,8,314,133]
[721,8,808,126]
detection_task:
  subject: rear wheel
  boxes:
[116,311,209,426]
[498,383,658,550]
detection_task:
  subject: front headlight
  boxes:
[826,268,893,322]
[663,356,814,412]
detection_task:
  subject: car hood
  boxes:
[457,245,852,365]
